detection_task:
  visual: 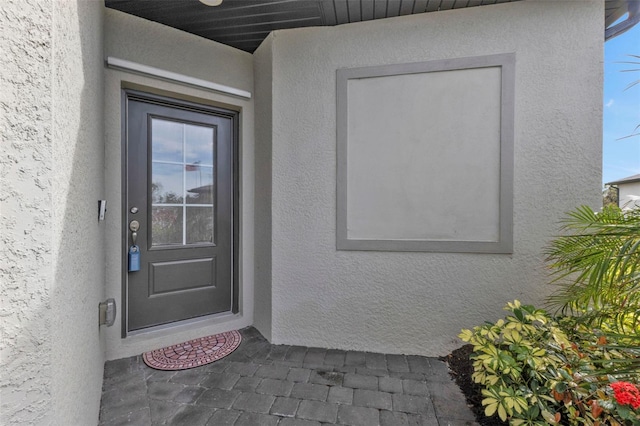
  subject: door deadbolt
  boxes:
[129,220,140,246]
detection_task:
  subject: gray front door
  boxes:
[124,91,235,332]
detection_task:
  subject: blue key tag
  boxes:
[128,245,140,272]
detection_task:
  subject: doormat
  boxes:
[142,330,242,371]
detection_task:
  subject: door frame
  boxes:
[121,89,240,337]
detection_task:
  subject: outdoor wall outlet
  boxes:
[98,200,107,221]
[99,298,116,327]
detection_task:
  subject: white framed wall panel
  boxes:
[336,54,515,253]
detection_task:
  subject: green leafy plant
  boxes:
[545,205,640,337]
[460,301,640,425]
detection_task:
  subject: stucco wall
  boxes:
[253,35,274,341]
[1,0,106,424]
[255,0,603,355]
[51,1,106,423]
[104,9,255,359]
[1,1,55,423]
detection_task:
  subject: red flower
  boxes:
[611,382,640,410]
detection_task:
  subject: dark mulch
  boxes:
[441,344,507,426]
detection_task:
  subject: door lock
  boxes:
[129,220,140,245]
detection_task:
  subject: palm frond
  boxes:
[545,206,640,329]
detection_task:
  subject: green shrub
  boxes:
[545,205,640,335]
[459,300,640,425]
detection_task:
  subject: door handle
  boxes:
[129,220,140,245]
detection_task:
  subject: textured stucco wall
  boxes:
[1,0,106,424]
[51,1,106,424]
[1,1,55,423]
[104,9,255,359]
[253,34,274,341]
[259,0,603,355]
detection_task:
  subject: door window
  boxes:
[150,117,215,246]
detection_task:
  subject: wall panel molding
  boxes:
[336,53,515,253]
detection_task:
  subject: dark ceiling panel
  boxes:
[318,1,337,25]
[346,1,362,22]
[360,0,375,20]
[373,0,387,19]
[333,1,350,24]
[104,0,626,53]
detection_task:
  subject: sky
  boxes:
[603,22,640,185]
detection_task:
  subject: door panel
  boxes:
[125,92,234,332]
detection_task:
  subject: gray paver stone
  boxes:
[310,370,344,386]
[104,358,138,380]
[380,410,409,426]
[386,354,410,372]
[365,352,387,370]
[200,372,240,390]
[287,367,312,383]
[303,348,326,365]
[146,381,185,401]
[100,393,149,424]
[202,361,229,373]
[99,329,476,426]
[333,366,357,374]
[233,376,262,392]
[241,340,271,358]
[403,379,429,396]
[343,373,378,390]
[296,400,339,423]
[426,359,451,382]
[205,409,241,426]
[196,388,240,409]
[336,404,379,426]
[324,349,346,367]
[392,394,435,415]
[270,396,301,417]
[406,356,431,374]
[234,412,281,426]
[232,392,276,413]
[100,389,129,410]
[268,344,290,360]
[101,407,151,426]
[104,373,146,396]
[225,361,259,376]
[436,418,479,426]
[146,370,176,383]
[290,382,329,401]
[406,413,440,425]
[274,360,304,368]
[164,404,214,425]
[279,418,322,426]
[327,386,353,405]
[379,376,404,393]
[174,385,206,403]
[144,369,176,383]
[256,378,294,397]
[429,383,476,421]
[255,364,290,379]
[285,346,308,362]
[170,368,207,385]
[391,371,427,380]
[353,388,393,410]
[148,400,180,423]
[344,351,367,367]
[355,368,388,377]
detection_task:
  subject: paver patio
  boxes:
[99,327,478,425]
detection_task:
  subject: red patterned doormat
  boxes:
[142,330,242,371]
